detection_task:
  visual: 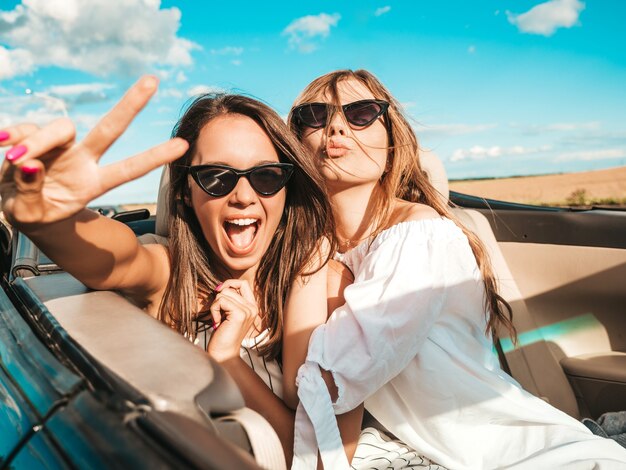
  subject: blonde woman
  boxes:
[284,69,626,469]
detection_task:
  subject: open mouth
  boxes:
[223,218,260,253]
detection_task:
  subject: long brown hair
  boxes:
[160,94,335,359]
[289,69,515,342]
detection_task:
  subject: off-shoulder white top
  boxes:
[292,218,626,469]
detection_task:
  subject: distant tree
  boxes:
[566,188,588,206]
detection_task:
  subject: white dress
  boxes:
[198,324,444,469]
[292,218,626,470]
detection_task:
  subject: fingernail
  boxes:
[140,75,158,90]
[215,283,223,291]
[6,145,27,162]
[0,131,10,142]
[21,165,39,182]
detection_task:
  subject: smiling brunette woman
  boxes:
[0,76,367,466]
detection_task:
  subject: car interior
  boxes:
[3,151,625,468]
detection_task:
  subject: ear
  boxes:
[182,184,193,207]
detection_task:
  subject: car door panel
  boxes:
[474,206,626,419]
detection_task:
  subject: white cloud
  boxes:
[451,144,551,162]
[374,6,391,17]
[187,84,225,97]
[160,87,183,99]
[231,59,242,66]
[0,0,199,79]
[507,0,585,36]
[468,45,476,54]
[210,46,244,56]
[175,71,188,84]
[555,148,626,162]
[545,122,599,131]
[282,13,341,53]
[47,82,114,107]
[419,123,497,137]
[513,121,601,134]
[0,93,98,131]
[0,45,33,80]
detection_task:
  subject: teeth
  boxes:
[226,218,258,226]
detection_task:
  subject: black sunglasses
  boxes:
[291,99,389,130]
[189,163,294,198]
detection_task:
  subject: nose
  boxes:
[327,107,348,136]
[228,176,256,207]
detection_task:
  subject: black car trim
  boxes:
[451,192,626,249]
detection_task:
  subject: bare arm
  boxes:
[281,253,360,464]
[26,210,170,307]
[0,76,187,306]
[213,274,360,466]
[221,358,362,467]
[282,245,330,409]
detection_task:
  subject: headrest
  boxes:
[419,149,449,204]
[155,166,170,237]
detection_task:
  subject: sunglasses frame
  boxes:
[189,162,295,197]
[291,99,390,130]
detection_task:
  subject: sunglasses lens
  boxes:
[344,101,385,127]
[296,104,328,128]
[195,168,237,196]
[250,166,292,195]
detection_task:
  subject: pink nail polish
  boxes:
[0,131,9,142]
[21,165,39,183]
[21,165,39,175]
[6,145,27,161]
[215,283,223,291]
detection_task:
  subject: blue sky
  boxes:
[1,0,625,204]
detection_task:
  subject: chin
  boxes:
[221,251,263,276]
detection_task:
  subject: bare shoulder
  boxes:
[392,200,440,224]
[142,239,170,261]
[301,236,332,274]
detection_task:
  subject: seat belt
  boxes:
[217,408,287,470]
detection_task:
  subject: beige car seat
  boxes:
[420,150,580,418]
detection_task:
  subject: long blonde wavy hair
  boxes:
[289,69,515,341]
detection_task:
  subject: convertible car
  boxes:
[1,155,625,468]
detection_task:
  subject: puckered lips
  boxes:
[223,216,261,255]
[326,137,352,158]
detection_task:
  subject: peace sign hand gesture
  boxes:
[0,76,188,230]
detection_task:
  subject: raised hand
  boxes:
[207,280,260,362]
[0,76,188,229]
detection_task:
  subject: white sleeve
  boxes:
[292,221,469,469]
